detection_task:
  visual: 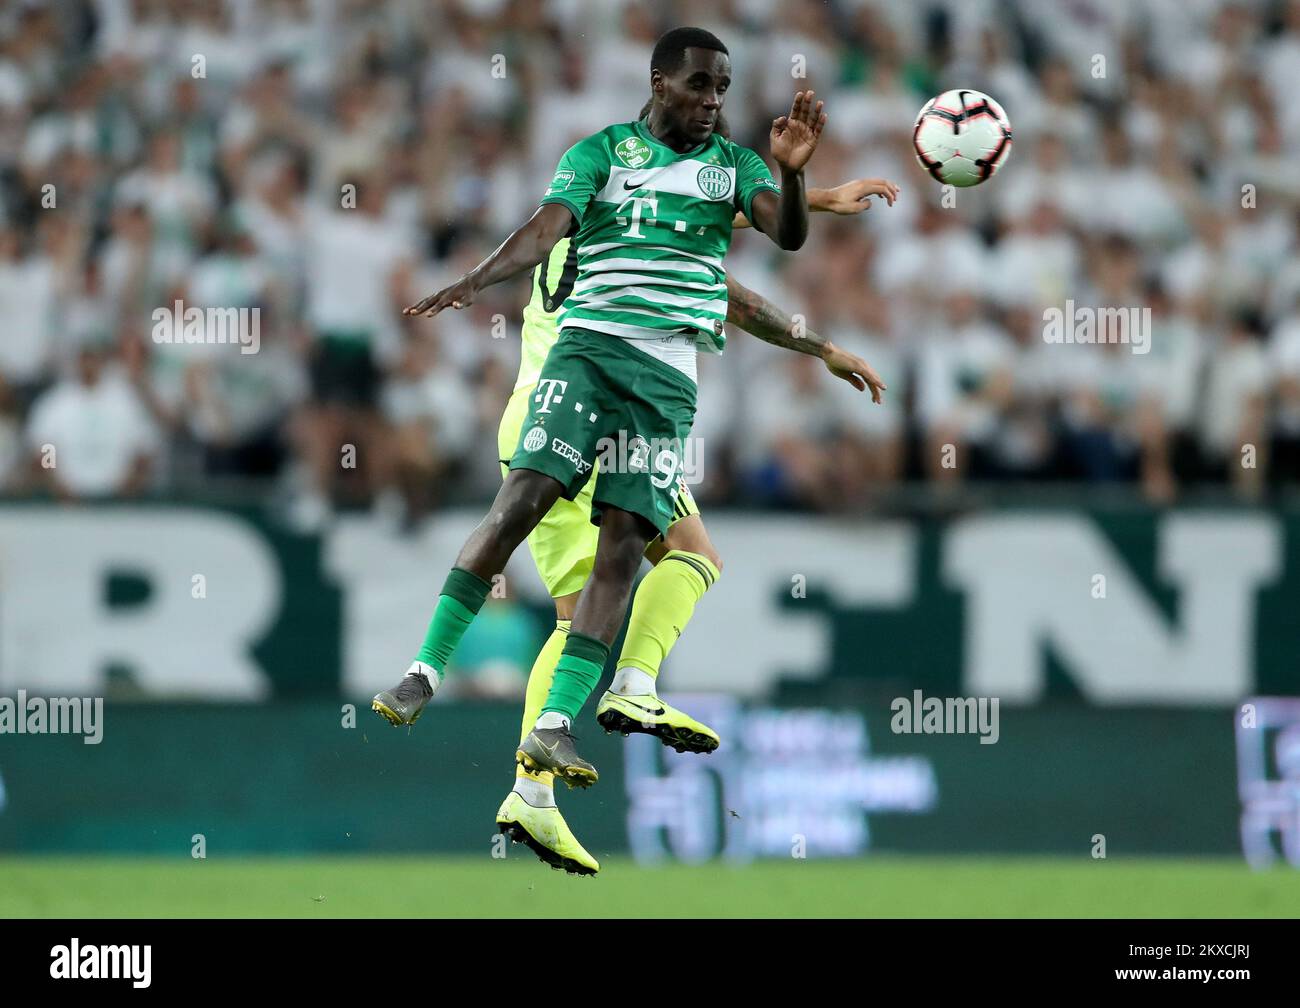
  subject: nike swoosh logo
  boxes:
[623,176,654,191]
[620,698,666,717]
[536,738,560,756]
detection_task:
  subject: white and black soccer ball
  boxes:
[912,89,1012,188]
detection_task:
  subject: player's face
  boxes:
[656,48,731,144]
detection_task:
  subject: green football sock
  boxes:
[540,632,610,723]
[415,567,492,674]
[520,620,570,744]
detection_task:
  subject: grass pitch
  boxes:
[2,855,1297,918]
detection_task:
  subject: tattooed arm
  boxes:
[725,274,887,403]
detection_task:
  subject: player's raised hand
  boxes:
[820,177,901,213]
[770,90,827,174]
[404,275,479,317]
[821,342,887,403]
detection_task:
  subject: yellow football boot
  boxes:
[595,691,720,754]
[495,791,599,876]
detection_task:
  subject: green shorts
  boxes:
[498,381,701,598]
[508,327,697,540]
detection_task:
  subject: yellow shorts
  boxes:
[498,383,700,598]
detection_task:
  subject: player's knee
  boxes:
[594,515,653,584]
[664,526,722,575]
[696,545,722,575]
[489,477,554,545]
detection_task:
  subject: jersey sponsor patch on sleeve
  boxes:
[546,169,575,194]
[752,177,782,195]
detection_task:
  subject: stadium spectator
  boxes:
[293,170,413,530]
[0,0,1297,514]
[24,340,158,501]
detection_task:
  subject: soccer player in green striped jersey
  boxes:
[469,169,893,874]
[380,148,895,874]
[373,27,887,872]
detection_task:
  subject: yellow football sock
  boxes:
[616,550,719,679]
[515,618,570,788]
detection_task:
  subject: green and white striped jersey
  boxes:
[537,117,780,356]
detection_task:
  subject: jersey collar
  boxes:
[635,116,710,159]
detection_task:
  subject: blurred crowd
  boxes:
[4,0,1300,526]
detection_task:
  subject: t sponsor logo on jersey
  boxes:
[523,426,548,452]
[614,136,652,169]
[696,165,732,200]
[546,169,575,194]
[551,437,592,475]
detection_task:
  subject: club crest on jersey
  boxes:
[696,165,731,200]
[523,425,548,452]
[615,136,652,168]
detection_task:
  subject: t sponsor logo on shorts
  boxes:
[522,426,547,452]
[551,437,592,475]
[533,378,567,414]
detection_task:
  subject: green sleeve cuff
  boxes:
[539,195,584,234]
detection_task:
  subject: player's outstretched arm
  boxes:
[405,203,574,317]
[812,177,900,213]
[732,177,901,228]
[746,90,827,250]
[726,274,886,403]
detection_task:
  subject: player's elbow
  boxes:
[778,230,808,251]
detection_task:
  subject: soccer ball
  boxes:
[912,89,1012,188]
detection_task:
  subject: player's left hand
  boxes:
[822,177,901,213]
[821,342,886,403]
[404,275,479,317]
[770,90,827,174]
